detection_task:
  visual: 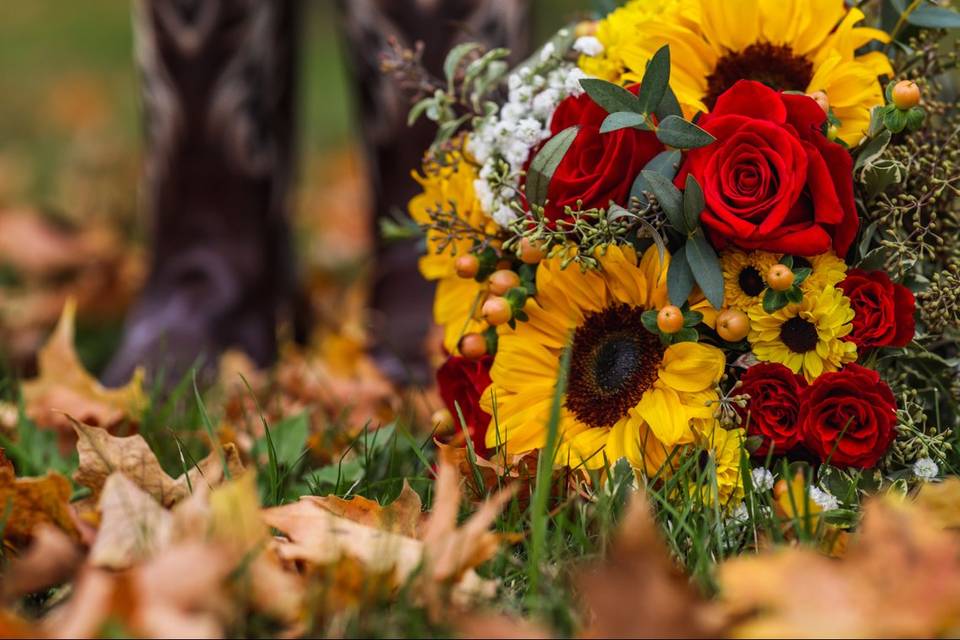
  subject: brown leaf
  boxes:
[0,454,79,546]
[915,477,960,530]
[719,495,960,637]
[577,492,725,638]
[0,524,83,600]
[309,480,423,538]
[89,472,173,569]
[20,299,145,439]
[73,421,243,507]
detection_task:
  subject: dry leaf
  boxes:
[454,613,552,639]
[20,299,145,439]
[720,494,960,638]
[73,421,243,507]
[0,524,83,600]
[89,472,173,569]
[309,480,423,538]
[577,492,725,638]
[915,477,960,530]
[0,454,79,546]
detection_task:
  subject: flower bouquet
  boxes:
[389,0,959,511]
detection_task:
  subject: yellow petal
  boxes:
[658,342,726,393]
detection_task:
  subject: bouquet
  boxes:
[389,0,959,512]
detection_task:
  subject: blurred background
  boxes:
[0,0,583,380]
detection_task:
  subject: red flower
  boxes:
[737,363,806,456]
[537,84,663,222]
[436,355,493,457]
[799,364,897,469]
[676,80,858,257]
[839,268,915,350]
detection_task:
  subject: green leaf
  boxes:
[682,310,704,328]
[641,309,660,334]
[673,327,699,343]
[682,174,705,231]
[525,125,579,207]
[641,169,684,230]
[906,4,960,28]
[579,78,643,115]
[655,86,683,120]
[600,111,650,133]
[444,42,482,85]
[667,244,694,306]
[656,115,716,149]
[883,107,908,133]
[793,267,812,285]
[685,233,724,308]
[905,106,925,131]
[630,149,681,207]
[854,129,891,172]
[785,286,804,304]
[763,289,788,313]
[271,412,309,468]
[636,45,670,114]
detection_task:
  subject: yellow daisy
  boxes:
[691,421,746,509]
[590,0,892,145]
[408,149,492,354]
[793,251,847,295]
[480,244,726,473]
[748,285,857,382]
[720,250,780,311]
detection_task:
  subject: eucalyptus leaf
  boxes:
[655,86,683,120]
[600,111,651,133]
[525,126,580,207]
[641,169,684,230]
[444,42,482,85]
[682,174,705,231]
[906,4,960,28]
[656,115,716,149]
[636,45,670,114]
[667,244,694,306]
[580,78,643,114]
[686,232,724,308]
[630,149,681,207]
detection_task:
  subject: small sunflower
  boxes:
[720,250,780,311]
[480,245,726,473]
[408,149,492,354]
[748,285,857,382]
[690,422,745,509]
[793,251,847,294]
[584,0,892,145]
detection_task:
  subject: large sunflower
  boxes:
[748,285,857,382]
[408,150,492,354]
[480,245,726,474]
[583,0,892,145]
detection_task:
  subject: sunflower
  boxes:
[584,0,892,145]
[748,285,857,382]
[793,251,847,294]
[721,250,780,311]
[408,149,492,354]
[690,422,745,508]
[480,244,726,473]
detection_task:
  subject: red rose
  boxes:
[799,364,897,469]
[839,268,915,350]
[436,355,493,457]
[737,363,807,456]
[538,84,663,222]
[676,80,858,257]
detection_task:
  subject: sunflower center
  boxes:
[780,316,819,353]
[705,43,814,109]
[566,303,664,428]
[738,266,766,297]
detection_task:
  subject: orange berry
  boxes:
[519,237,546,264]
[488,269,521,295]
[431,408,454,433]
[455,254,480,279]
[892,80,920,110]
[716,308,750,342]
[807,90,829,114]
[482,297,512,326]
[656,305,684,334]
[767,264,795,291]
[459,333,487,359]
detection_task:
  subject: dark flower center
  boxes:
[704,43,814,109]
[566,303,664,428]
[793,256,812,271]
[738,266,766,297]
[780,316,819,353]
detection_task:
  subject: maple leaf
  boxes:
[0,524,83,601]
[719,494,960,637]
[309,479,423,538]
[915,477,960,530]
[576,492,726,638]
[89,472,173,569]
[20,299,145,440]
[0,453,79,546]
[73,421,243,507]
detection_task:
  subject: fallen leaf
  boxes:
[0,524,83,600]
[20,299,145,440]
[89,472,173,569]
[576,492,725,638]
[719,494,960,638]
[310,480,423,538]
[0,454,79,546]
[915,477,960,530]
[73,421,243,507]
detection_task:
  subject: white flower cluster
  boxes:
[808,486,840,511]
[913,457,939,480]
[468,44,588,228]
[751,467,775,492]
